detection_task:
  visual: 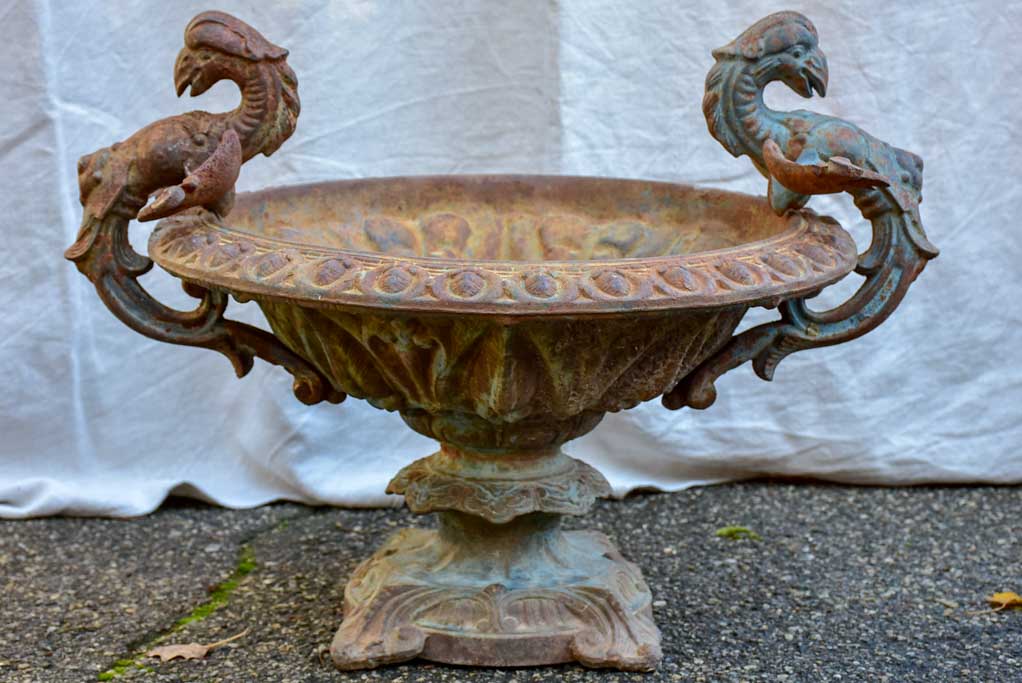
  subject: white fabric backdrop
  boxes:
[2,0,1020,518]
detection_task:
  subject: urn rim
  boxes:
[148,174,857,316]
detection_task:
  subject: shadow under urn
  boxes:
[67,10,936,673]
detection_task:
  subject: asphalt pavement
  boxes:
[2,482,1019,682]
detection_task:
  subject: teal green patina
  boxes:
[65,10,934,673]
[666,11,938,410]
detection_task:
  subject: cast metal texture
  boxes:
[63,9,936,675]
[331,512,661,671]
[148,178,857,315]
[388,446,612,524]
[663,11,938,409]
[63,11,342,405]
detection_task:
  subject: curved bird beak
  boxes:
[803,48,828,97]
[174,49,195,96]
[174,48,211,97]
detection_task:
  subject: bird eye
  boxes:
[791,47,805,59]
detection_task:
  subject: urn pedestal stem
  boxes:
[330,443,663,671]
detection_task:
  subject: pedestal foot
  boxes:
[330,517,661,671]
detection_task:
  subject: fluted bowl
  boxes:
[148,175,856,449]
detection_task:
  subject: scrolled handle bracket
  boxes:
[65,11,343,406]
[664,11,937,410]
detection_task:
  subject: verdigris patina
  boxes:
[665,11,938,410]
[65,10,934,672]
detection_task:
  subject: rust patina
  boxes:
[65,10,935,673]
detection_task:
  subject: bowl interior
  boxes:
[228,175,792,262]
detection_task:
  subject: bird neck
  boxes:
[225,61,296,161]
[704,59,787,173]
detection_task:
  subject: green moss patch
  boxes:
[96,545,256,680]
[715,525,762,541]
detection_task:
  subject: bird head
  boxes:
[712,11,828,98]
[174,11,289,97]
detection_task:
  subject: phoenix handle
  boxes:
[64,11,344,406]
[664,11,937,410]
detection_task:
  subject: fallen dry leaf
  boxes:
[146,643,208,662]
[989,591,1022,610]
[146,628,249,663]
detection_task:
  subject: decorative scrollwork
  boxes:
[64,11,342,405]
[331,525,661,671]
[387,450,611,524]
[148,207,857,315]
[664,11,938,409]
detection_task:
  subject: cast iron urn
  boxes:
[66,10,936,671]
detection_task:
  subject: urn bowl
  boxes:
[149,175,857,451]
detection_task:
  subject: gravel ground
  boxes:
[1,482,1020,682]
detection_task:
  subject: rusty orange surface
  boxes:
[149,174,856,316]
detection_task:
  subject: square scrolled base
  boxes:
[330,524,662,671]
